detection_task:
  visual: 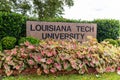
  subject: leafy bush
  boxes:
[93,19,120,42]
[0,37,120,76]
[116,39,120,46]
[0,12,27,40]
[103,39,118,46]
[1,36,17,49]
[0,42,2,51]
[18,37,40,45]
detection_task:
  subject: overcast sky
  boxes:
[63,0,120,20]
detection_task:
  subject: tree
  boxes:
[0,0,74,19]
[0,0,11,12]
[33,0,74,20]
[11,0,31,15]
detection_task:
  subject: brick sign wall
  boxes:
[26,21,97,43]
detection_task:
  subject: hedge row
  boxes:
[93,19,120,42]
[0,12,120,42]
[0,12,27,40]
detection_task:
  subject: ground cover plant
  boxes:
[0,37,120,76]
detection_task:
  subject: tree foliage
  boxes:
[33,0,74,19]
[0,0,12,12]
[11,0,31,15]
[0,0,74,19]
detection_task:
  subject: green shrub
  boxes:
[18,37,40,45]
[0,12,27,40]
[93,19,120,42]
[104,39,118,46]
[116,39,120,46]
[0,42,2,51]
[1,36,17,49]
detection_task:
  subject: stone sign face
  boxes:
[26,21,97,43]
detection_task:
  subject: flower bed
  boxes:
[0,37,120,76]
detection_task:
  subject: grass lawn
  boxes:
[2,72,120,80]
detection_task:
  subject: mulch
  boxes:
[0,67,98,76]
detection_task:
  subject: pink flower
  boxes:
[67,44,72,49]
[6,70,13,76]
[52,50,57,56]
[46,59,53,64]
[34,65,38,68]
[37,56,41,62]
[44,69,49,74]
[73,44,77,49]
[33,55,41,62]
[111,66,115,72]
[48,41,53,45]
[70,61,77,69]
[41,58,46,63]
[20,48,25,53]
[54,63,62,70]
[21,53,27,58]
[76,52,82,58]
[28,45,35,50]
[81,69,85,74]
[8,61,14,65]
[28,60,35,65]
[86,54,92,58]
[63,62,69,69]
[11,49,17,55]
[117,67,120,75]
[24,41,30,46]
[79,64,83,68]
[50,68,56,73]
[4,64,9,70]
[15,65,20,70]
[117,67,120,71]
[41,51,45,56]
[90,62,94,67]
[59,54,66,61]
[29,54,33,58]
[92,58,99,64]
[6,56,12,61]
[61,41,65,45]
[71,63,77,69]
[46,52,53,57]
[105,67,112,72]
